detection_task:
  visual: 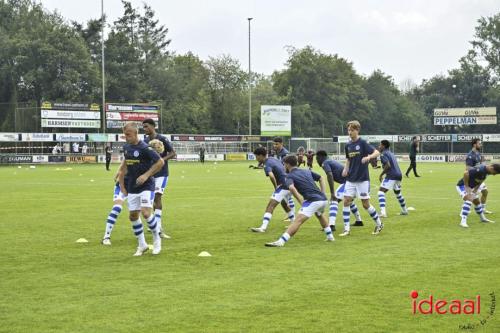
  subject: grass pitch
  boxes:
[1,162,499,332]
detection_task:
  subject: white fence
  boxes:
[1,132,500,164]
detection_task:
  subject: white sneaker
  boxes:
[459,221,469,228]
[152,239,161,255]
[101,238,111,246]
[265,240,285,247]
[339,230,350,237]
[325,237,335,242]
[380,212,387,218]
[484,209,493,214]
[481,217,495,223]
[133,244,149,256]
[159,231,171,239]
[372,223,384,235]
[251,227,266,233]
[399,210,409,216]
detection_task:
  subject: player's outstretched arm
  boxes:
[379,162,390,182]
[318,176,326,195]
[114,169,121,183]
[463,171,471,193]
[288,184,303,205]
[268,171,278,189]
[118,161,127,195]
[342,160,350,177]
[326,172,336,200]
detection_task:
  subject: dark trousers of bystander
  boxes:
[405,157,419,177]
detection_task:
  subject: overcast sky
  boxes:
[41,0,499,86]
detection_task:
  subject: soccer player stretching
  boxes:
[297,147,306,167]
[340,121,383,236]
[306,150,315,169]
[271,138,295,217]
[251,147,295,233]
[377,140,408,217]
[466,139,492,214]
[265,155,334,247]
[119,123,164,256]
[315,150,364,230]
[273,137,289,161]
[143,119,177,239]
[456,164,499,228]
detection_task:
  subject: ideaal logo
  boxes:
[410,291,480,315]
[410,291,496,330]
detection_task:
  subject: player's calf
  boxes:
[266,201,333,246]
[130,217,149,256]
[361,199,383,235]
[459,200,472,228]
[143,209,161,255]
[349,203,363,225]
[394,189,408,215]
[329,201,338,226]
[378,190,387,217]
[340,200,352,236]
[252,199,280,232]
[102,203,123,244]
[473,202,495,223]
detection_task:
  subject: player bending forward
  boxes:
[266,155,334,247]
[315,150,364,230]
[377,140,409,217]
[456,164,499,228]
[251,147,295,232]
[466,139,492,214]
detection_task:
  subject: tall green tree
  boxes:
[104,29,145,102]
[470,13,500,78]
[273,46,374,137]
[153,53,211,133]
[0,0,99,131]
[364,70,427,134]
[206,55,247,134]
[72,17,104,64]
[105,1,170,101]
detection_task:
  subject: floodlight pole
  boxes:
[101,0,106,134]
[248,18,253,135]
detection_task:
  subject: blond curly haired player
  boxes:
[149,139,164,154]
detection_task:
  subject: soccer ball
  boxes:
[149,139,164,154]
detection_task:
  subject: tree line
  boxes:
[0,0,499,135]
